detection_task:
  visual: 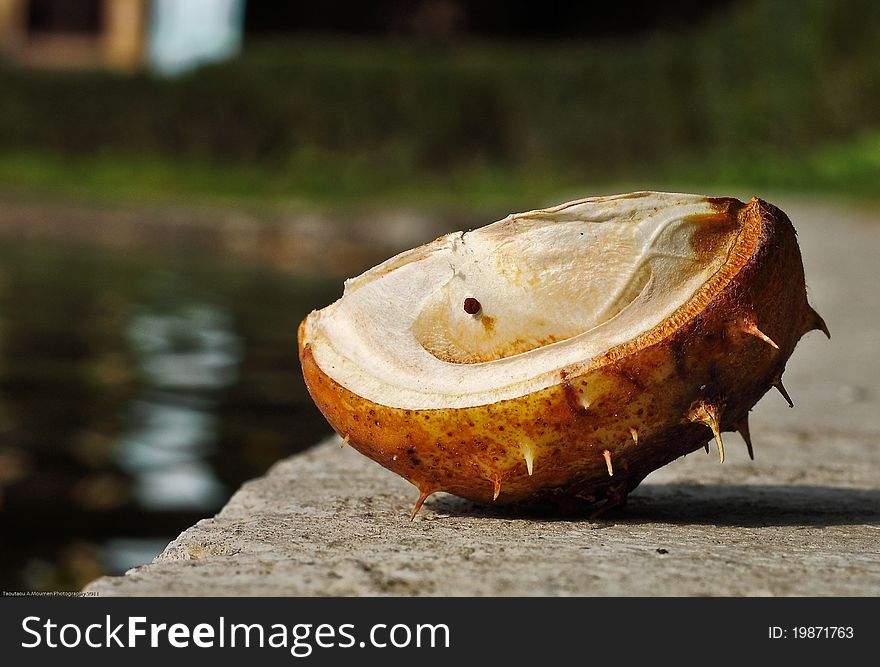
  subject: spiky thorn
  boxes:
[742,319,778,349]
[340,435,350,448]
[805,304,830,339]
[629,427,639,446]
[410,487,436,521]
[492,476,502,502]
[735,414,754,460]
[602,449,614,477]
[562,381,589,416]
[521,445,535,476]
[689,401,725,464]
[704,442,710,454]
[772,376,794,408]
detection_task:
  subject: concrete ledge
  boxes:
[86,427,879,596]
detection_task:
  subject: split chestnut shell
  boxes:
[298,192,828,517]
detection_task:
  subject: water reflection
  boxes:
[127,302,242,390]
[119,299,242,511]
[0,240,340,590]
[120,402,226,511]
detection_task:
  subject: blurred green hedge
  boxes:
[1,0,878,190]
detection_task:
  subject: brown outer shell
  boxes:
[298,197,819,509]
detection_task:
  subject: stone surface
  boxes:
[86,196,880,596]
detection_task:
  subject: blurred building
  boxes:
[0,0,244,74]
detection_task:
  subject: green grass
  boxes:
[1,0,878,211]
[1,133,878,214]
[653,133,880,201]
[0,149,599,213]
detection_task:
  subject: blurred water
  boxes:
[119,301,241,511]
[0,239,339,591]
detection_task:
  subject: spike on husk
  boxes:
[805,305,830,339]
[410,487,435,520]
[689,401,725,463]
[629,427,639,446]
[492,476,502,501]
[736,414,755,460]
[522,445,535,476]
[742,320,778,349]
[773,377,794,407]
[602,449,614,477]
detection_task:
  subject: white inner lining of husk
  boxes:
[306,192,738,410]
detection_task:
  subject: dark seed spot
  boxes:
[656,548,669,555]
[463,297,481,315]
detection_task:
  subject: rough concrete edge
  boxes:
[83,437,342,594]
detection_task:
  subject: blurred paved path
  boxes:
[87,196,880,596]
